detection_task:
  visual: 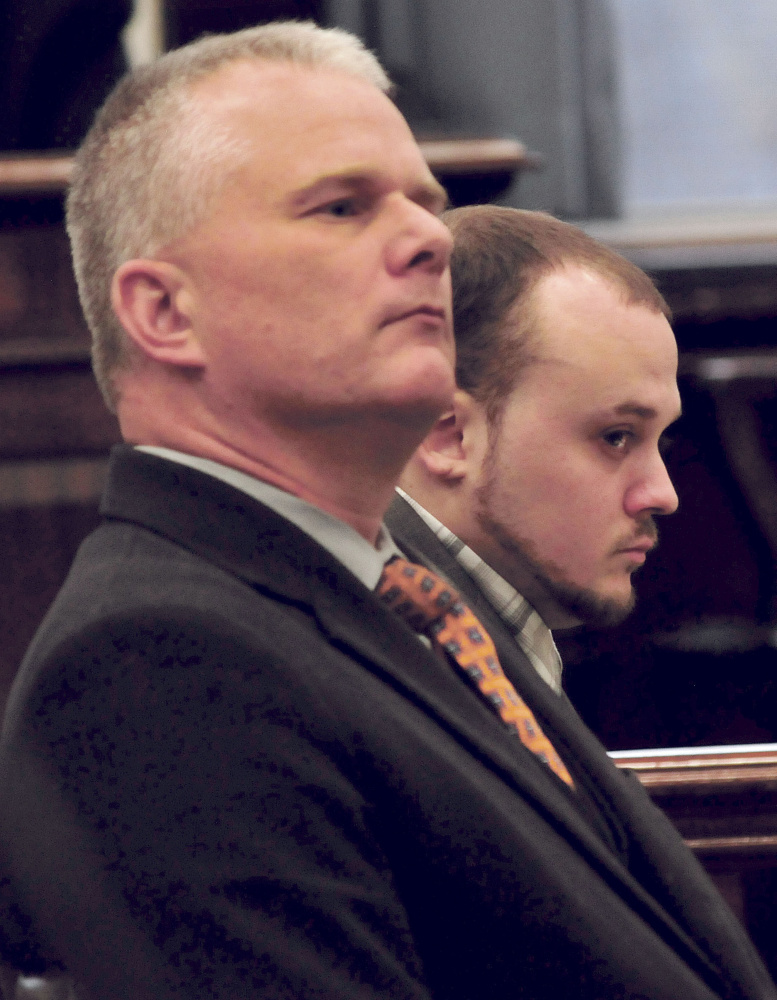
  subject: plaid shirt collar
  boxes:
[397,490,563,694]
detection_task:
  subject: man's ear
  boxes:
[111,259,206,368]
[416,390,485,482]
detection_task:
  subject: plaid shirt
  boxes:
[397,490,563,694]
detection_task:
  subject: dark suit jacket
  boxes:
[0,449,773,1000]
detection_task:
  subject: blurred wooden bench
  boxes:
[613,743,777,863]
[613,743,777,968]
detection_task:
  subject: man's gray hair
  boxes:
[66,21,391,411]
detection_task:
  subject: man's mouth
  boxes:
[613,514,659,557]
[381,305,447,327]
[616,539,655,555]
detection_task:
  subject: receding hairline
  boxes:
[442,205,672,426]
[177,57,435,203]
[525,260,673,331]
[506,261,675,375]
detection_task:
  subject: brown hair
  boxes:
[66,21,390,412]
[444,205,670,422]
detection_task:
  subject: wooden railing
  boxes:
[612,744,777,862]
[612,743,777,960]
[0,154,73,196]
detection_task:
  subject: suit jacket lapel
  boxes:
[104,452,595,825]
[309,570,692,944]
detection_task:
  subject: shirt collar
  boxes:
[396,489,563,693]
[135,447,401,590]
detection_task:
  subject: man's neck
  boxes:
[138,447,403,588]
[122,423,423,547]
[396,490,564,693]
[117,370,446,545]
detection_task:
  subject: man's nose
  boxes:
[625,454,679,518]
[386,198,453,276]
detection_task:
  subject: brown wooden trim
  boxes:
[0,155,74,196]
[612,747,777,859]
[611,746,777,794]
[686,835,777,856]
[635,765,777,793]
[0,457,108,507]
[0,339,91,369]
[417,138,541,176]
[611,746,777,772]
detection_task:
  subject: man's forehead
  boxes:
[189,57,381,121]
[184,58,441,211]
[499,264,680,417]
[529,265,622,332]
[527,266,675,356]
[187,58,417,164]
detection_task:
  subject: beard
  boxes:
[474,477,655,630]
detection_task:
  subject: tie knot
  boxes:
[377,557,466,633]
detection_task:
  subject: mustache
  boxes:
[613,516,659,552]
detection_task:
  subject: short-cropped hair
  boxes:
[66,21,391,411]
[444,205,670,423]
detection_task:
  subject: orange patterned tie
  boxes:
[378,557,574,788]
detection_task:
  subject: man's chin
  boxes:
[544,577,636,630]
[474,503,637,629]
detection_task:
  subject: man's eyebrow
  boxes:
[613,402,683,422]
[289,169,448,212]
[613,403,657,419]
[290,170,370,200]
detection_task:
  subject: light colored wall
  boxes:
[614,0,777,214]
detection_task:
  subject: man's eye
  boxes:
[322,199,358,217]
[602,429,633,450]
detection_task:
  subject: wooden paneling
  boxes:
[614,745,777,972]
[615,745,777,864]
[0,156,72,197]
[0,225,87,347]
[0,366,118,461]
[0,502,103,713]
